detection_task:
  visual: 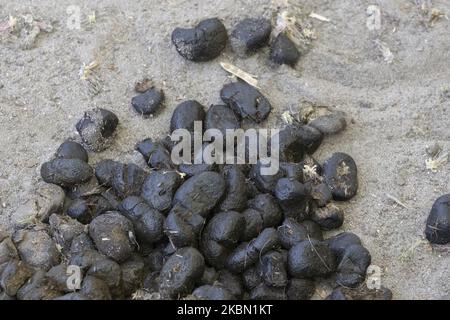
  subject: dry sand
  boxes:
[0,0,449,299]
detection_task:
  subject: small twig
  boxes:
[385,193,410,209]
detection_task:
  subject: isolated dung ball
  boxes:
[75,108,119,152]
[230,18,272,56]
[131,88,164,116]
[425,194,450,244]
[323,152,358,200]
[171,18,228,62]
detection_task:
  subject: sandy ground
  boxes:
[0,0,449,299]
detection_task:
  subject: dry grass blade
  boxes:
[309,12,331,22]
[425,152,448,172]
[80,60,99,80]
[399,239,427,262]
[219,62,260,89]
[375,40,394,64]
[385,193,410,209]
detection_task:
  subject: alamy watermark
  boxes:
[366,265,382,290]
[66,265,81,290]
[170,121,280,175]
[366,5,381,31]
